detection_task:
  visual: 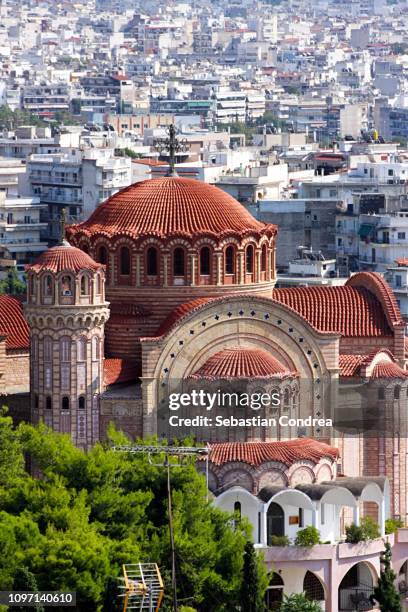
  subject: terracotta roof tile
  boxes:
[104,358,140,386]
[189,346,297,379]
[205,439,339,467]
[339,354,365,377]
[0,294,29,350]
[371,362,408,379]
[154,297,215,337]
[67,177,277,241]
[27,244,102,274]
[273,285,392,337]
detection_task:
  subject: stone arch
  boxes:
[303,570,327,604]
[217,462,255,492]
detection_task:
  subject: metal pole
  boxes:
[167,456,178,612]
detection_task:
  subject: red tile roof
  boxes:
[273,285,393,337]
[67,177,277,241]
[205,439,339,467]
[104,358,140,386]
[189,346,296,379]
[27,244,102,274]
[0,295,29,350]
[339,354,365,377]
[371,362,408,379]
[154,297,215,337]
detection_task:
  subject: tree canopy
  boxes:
[0,412,266,611]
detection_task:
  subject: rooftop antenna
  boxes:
[113,444,210,612]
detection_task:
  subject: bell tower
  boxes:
[24,237,109,449]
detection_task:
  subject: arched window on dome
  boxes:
[224,245,236,283]
[78,396,85,410]
[80,243,89,254]
[173,247,185,285]
[199,246,211,284]
[394,386,400,400]
[44,336,52,390]
[96,274,102,295]
[60,275,73,297]
[261,244,267,280]
[146,246,158,277]
[97,246,107,265]
[378,387,385,400]
[246,245,254,277]
[92,336,100,361]
[45,396,52,410]
[29,275,36,302]
[60,337,71,390]
[119,246,131,277]
[43,274,53,303]
[80,275,89,296]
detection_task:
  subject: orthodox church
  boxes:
[18,173,408,525]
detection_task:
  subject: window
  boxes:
[173,248,185,277]
[77,337,86,361]
[45,396,52,410]
[44,337,52,361]
[61,275,73,296]
[78,396,85,410]
[97,246,107,265]
[261,244,267,272]
[92,336,100,360]
[246,245,254,274]
[398,232,406,240]
[225,246,234,274]
[61,396,70,410]
[60,337,71,362]
[120,247,131,275]
[147,247,158,276]
[200,247,211,276]
[96,274,102,294]
[320,503,325,525]
[388,169,394,176]
[44,274,53,297]
[396,275,402,288]
[299,507,304,528]
[378,387,385,400]
[80,275,88,295]
[394,386,400,400]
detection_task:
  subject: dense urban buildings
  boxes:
[1,0,408,609]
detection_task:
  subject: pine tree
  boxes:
[240,540,265,612]
[370,542,402,612]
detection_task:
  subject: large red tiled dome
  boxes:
[27,244,102,274]
[66,177,276,240]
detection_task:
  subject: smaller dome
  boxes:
[188,346,296,380]
[27,243,102,274]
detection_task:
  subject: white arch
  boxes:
[265,488,315,512]
[320,486,358,508]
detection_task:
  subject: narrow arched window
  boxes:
[78,396,85,410]
[261,244,267,272]
[44,336,52,362]
[120,247,131,275]
[77,337,86,361]
[92,336,100,360]
[394,386,400,400]
[60,337,71,362]
[97,246,107,264]
[234,501,241,518]
[61,275,73,296]
[96,274,102,294]
[81,243,89,254]
[225,246,234,274]
[62,396,70,410]
[173,247,185,277]
[200,247,211,276]
[30,275,36,296]
[147,246,158,276]
[246,245,254,273]
[80,275,88,295]
[46,396,52,410]
[378,387,385,400]
[44,274,53,297]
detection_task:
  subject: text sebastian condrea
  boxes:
[168,415,333,428]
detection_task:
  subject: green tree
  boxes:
[279,593,322,611]
[0,268,26,295]
[9,567,44,612]
[239,540,267,611]
[370,542,402,612]
[0,422,262,611]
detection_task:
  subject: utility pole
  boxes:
[113,445,209,612]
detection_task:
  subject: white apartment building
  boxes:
[28,149,131,240]
[358,211,408,273]
[0,193,48,270]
